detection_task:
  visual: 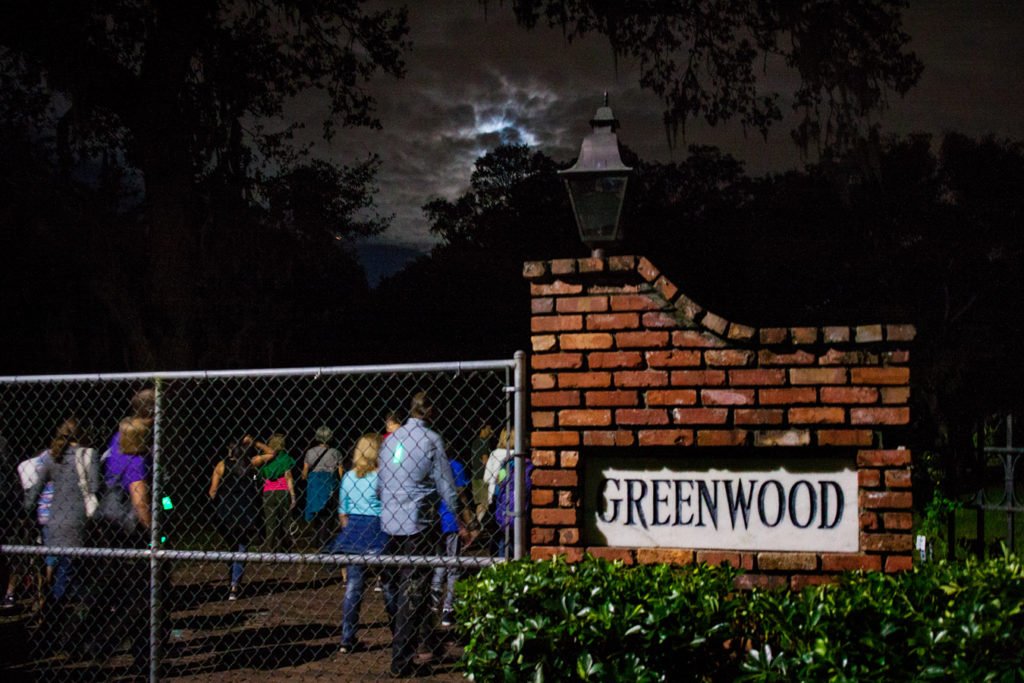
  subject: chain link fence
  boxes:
[0,355,526,681]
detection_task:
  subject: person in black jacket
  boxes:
[208,439,264,600]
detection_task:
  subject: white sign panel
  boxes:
[584,455,859,552]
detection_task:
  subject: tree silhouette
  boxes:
[494,0,923,152]
[0,0,409,368]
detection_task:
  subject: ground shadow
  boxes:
[161,622,338,676]
[168,573,342,610]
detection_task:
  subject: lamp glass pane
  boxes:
[567,175,627,243]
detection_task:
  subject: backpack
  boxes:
[494,458,533,531]
[95,450,139,535]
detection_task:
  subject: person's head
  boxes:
[352,433,381,478]
[267,433,286,453]
[384,411,401,433]
[409,392,434,421]
[314,426,333,445]
[50,418,83,462]
[479,423,494,440]
[225,440,245,461]
[130,388,156,423]
[498,426,515,449]
[119,417,150,455]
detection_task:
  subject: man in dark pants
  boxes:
[378,392,465,677]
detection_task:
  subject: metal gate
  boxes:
[964,413,1024,556]
[0,353,527,681]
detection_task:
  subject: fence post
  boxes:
[513,350,526,561]
[150,377,164,683]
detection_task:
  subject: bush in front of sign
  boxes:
[739,551,1024,681]
[457,552,1024,681]
[456,555,745,682]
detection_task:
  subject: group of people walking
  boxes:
[204,391,526,676]
[3,389,157,669]
[3,388,528,678]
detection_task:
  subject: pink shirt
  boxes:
[263,476,289,492]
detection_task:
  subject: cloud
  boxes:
[316,0,1024,259]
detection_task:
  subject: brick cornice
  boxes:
[525,256,916,347]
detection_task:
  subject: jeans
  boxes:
[51,555,76,601]
[430,532,460,614]
[230,543,247,586]
[40,525,57,568]
[340,563,377,646]
[382,532,437,672]
[496,535,508,561]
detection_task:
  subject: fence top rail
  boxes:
[0,357,518,384]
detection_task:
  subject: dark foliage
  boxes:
[457,554,1024,682]
[490,0,923,153]
[0,0,409,368]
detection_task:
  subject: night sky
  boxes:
[318,1,1024,282]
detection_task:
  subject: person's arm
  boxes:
[301,459,310,481]
[453,462,480,532]
[338,475,348,527]
[286,470,296,508]
[431,440,462,530]
[457,485,477,527]
[249,438,276,467]
[209,461,225,499]
[130,480,152,530]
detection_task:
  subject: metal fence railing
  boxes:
[0,353,526,681]
[962,414,1024,557]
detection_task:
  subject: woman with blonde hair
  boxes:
[327,433,387,653]
[94,415,152,667]
[483,426,515,505]
[481,426,517,556]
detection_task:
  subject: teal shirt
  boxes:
[339,471,381,517]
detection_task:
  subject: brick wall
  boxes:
[524,255,914,588]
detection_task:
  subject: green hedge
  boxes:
[456,554,1024,682]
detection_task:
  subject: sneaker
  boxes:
[338,642,355,654]
[228,585,239,601]
[440,610,455,628]
[2,594,15,609]
[373,579,383,593]
[412,651,435,666]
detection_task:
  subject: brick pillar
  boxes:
[524,255,915,588]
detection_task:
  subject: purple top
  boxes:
[104,433,149,492]
[495,459,532,530]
